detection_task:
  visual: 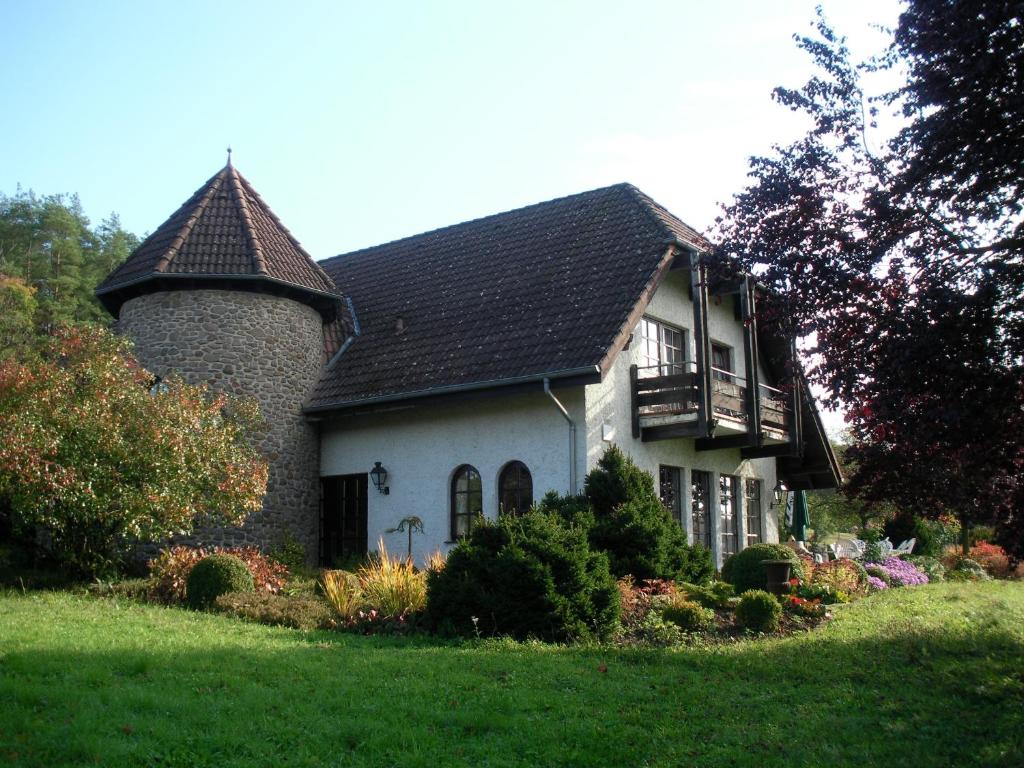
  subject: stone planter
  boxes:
[762,559,793,595]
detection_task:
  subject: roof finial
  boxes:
[226,145,233,167]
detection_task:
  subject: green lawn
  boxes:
[1,582,1022,767]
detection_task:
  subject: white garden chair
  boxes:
[878,538,894,558]
[893,538,916,556]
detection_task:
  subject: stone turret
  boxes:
[96,161,344,559]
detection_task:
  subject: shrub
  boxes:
[583,445,655,516]
[721,544,805,593]
[426,510,620,642]
[865,564,892,586]
[149,545,288,604]
[321,569,363,622]
[357,539,426,620]
[812,558,867,597]
[968,541,1012,578]
[866,556,929,587]
[905,555,945,582]
[186,554,254,610]
[945,556,991,582]
[268,532,308,572]
[735,590,783,633]
[212,591,334,630]
[0,326,267,577]
[660,598,715,633]
[677,580,734,610]
[88,577,153,600]
[577,446,714,583]
[867,575,889,591]
[148,546,207,603]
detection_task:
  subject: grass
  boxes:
[1,582,1022,767]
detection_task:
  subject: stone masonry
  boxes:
[118,289,323,560]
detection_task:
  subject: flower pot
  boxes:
[762,559,793,595]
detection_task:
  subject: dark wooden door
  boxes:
[320,474,368,566]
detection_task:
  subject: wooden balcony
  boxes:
[631,363,793,446]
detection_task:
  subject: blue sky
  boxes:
[1,0,901,259]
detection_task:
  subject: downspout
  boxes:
[543,378,577,494]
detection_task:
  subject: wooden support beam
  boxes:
[641,422,706,442]
[789,340,804,456]
[740,443,800,459]
[691,252,713,439]
[741,275,762,448]
[695,433,760,452]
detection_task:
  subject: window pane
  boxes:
[744,479,762,545]
[691,470,711,549]
[659,465,682,526]
[720,474,738,557]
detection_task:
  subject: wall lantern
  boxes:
[370,462,390,495]
[771,480,787,508]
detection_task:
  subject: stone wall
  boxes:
[118,289,323,560]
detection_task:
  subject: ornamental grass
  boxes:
[358,539,427,619]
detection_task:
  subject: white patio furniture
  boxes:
[878,538,894,558]
[893,538,916,556]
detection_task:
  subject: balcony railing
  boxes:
[633,363,793,441]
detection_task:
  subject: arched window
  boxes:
[451,464,482,539]
[498,461,533,516]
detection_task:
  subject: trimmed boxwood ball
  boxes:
[721,543,805,593]
[425,510,620,642]
[186,554,254,610]
[735,589,783,633]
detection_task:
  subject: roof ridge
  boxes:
[154,170,224,274]
[233,169,337,289]
[227,166,268,275]
[319,182,634,267]
[620,183,710,251]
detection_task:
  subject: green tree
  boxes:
[0,275,38,360]
[0,189,138,333]
[0,326,268,576]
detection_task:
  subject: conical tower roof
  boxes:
[96,162,341,317]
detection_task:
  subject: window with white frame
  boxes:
[691,470,712,549]
[719,474,739,557]
[639,317,686,377]
[744,479,763,546]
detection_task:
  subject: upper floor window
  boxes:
[711,343,733,383]
[451,465,482,539]
[640,317,686,377]
[498,461,533,516]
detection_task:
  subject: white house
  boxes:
[96,164,840,568]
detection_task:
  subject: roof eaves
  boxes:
[93,270,345,302]
[305,364,601,414]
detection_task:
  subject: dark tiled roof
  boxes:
[308,183,709,411]
[96,164,338,306]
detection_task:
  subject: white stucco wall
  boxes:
[320,388,586,565]
[319,268,782,571]
[583,268,780,569]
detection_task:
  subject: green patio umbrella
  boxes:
[790,490,811,542]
